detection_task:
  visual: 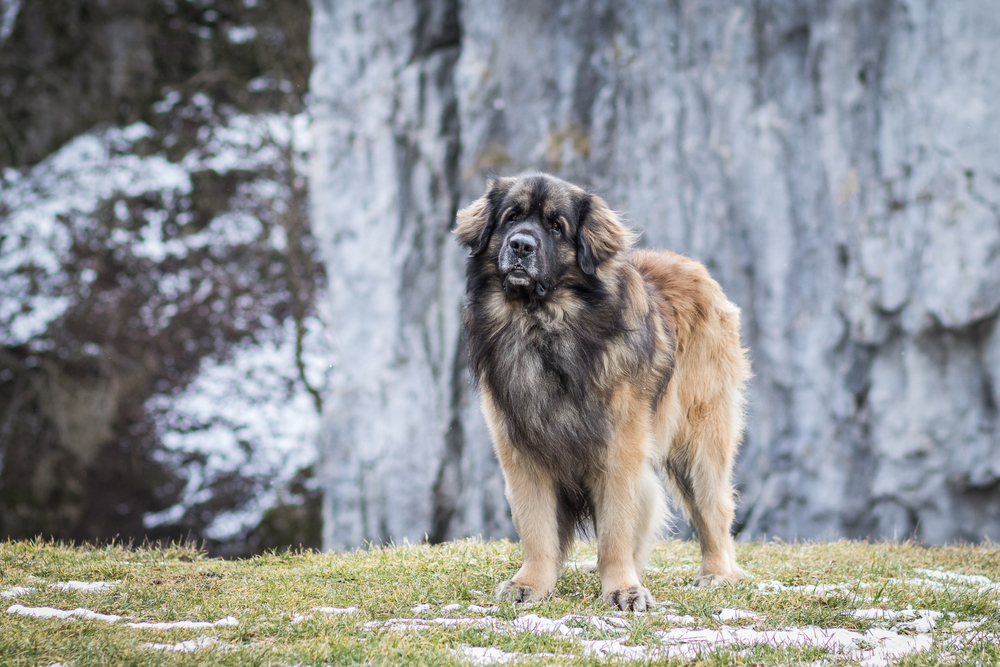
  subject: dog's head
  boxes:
[455,173,634,299]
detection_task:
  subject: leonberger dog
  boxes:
[455,173,751,611]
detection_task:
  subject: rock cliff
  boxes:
[310,0,1000,548]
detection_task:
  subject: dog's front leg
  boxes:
[496,455,561,603]
[593,427,662,612]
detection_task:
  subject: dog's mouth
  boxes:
[505,267,533,287]
[502,267,550,297]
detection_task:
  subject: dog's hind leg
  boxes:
[667,423,744,587]
[630,464,667,579]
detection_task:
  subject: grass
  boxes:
[1,537,999,666]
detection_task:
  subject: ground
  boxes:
[1,538,999,666]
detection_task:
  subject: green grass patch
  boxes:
[1,537,998,666]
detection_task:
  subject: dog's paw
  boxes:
[495,580,547,603]
[603,585,654,612]
[692,570,745,587]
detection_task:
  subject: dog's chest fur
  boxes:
[465,284,666,471]
[475,308,611,467]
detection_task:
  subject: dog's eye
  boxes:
[508,213,519,224]
[550,220,561,235]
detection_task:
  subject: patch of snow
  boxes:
[144,314,329,539]
[886,574,1000,595]
[905,569,1000,594]
[944,632,1000,650]
[861,628,934,667]
[453,646,573,665]
[180,113,309,175]
[952,618,986,631]
[660,613,698,625]
[452,646,521,665]
[901,616,937,633]
[756,580,868,596]
[248,76,294,93]
[226,25,257,43]
[580,639,652,660]
[656,624,932,666]
[0,123,189,345]
[364,617,498,632]
[756,580,787,593]
[152,90,182,114]
[510,613,584,636]
[587,616,630,633]
[6,604,120,623]
[0,106,313,353]
[433,617,497,629]
[49,581,117,592]
[1,586,36,598]
[442,603,462,611]
[359,607,941,665]
[851,609,910,620]
[125,616,238,629]
[363,618,428,632]
[314,606,357,615]
[142,636,229,652]
[913,569,992,586]
[467,604,493,613]
[851,608,941,630]
[713,608,761,622]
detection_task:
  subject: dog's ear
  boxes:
[454,181,505,255]
[576,193,634,275]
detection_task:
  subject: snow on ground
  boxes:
[451,646,523,665]
[6,575,997,661]
[713,607,762,622]
[1,586,35,597]
[7,604,121,623]
[364,607,939,666]
[913,568,993,586]
[314,606,358,615]
[0,599,967,663]
[142,636,228,652]
[125,616,238,630]
[756,568,1000,598]
[49,581,118,592]
[660,612,698,625]
[906,568,1000,594]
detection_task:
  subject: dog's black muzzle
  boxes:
[499,224,549,296]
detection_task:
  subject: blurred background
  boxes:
[2,0,998,557]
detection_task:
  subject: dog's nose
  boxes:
[508,233,537,257]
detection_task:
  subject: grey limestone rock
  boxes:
[310,0,1000,548]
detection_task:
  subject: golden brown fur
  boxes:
[455,173,750,610]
